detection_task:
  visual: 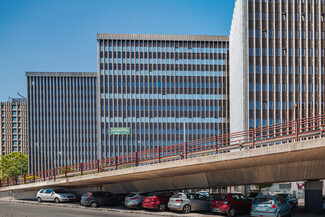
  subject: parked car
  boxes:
[246,190,264,200]
[142,192,174,211]
[80,191,119,208]
[168,192,210,213]
[36,189,76,203]
[125,192,148,209]
[251,195,292,217]
[210,193,251,217]
[276,193,298,208]
[323,196,325,210]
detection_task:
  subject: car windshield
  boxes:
[171,193,183,199]
[126,193,137,197]
[247,192,260,197]
[53,189,69,193]
[254,197,273,204]
[277,194,288,198]
[213,195,227,200]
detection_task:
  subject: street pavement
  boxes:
[0,199,323,217]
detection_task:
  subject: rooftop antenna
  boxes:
[17,92,26,99]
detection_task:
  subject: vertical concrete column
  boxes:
[305,180,323,213]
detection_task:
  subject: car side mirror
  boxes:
[51,193,54,195]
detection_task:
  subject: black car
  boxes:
[81,191,119,207]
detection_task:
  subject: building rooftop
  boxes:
[97,33,229,42]
[25,72,97,77]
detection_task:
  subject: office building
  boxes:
[97,33,229,158]
[0,98,27,155]
[27,72,97,173]
[230,0,325,134]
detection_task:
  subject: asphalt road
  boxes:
[0,200,154,217]
[0,199,323,217]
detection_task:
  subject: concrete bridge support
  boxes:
[305,180,323,213]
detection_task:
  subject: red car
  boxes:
[142,192,174,211]
[210,193,251,217]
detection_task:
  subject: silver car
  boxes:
[124,192,148,209]
[168,193,210,213]
[36,189,76,203]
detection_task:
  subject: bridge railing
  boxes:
[1,114,325,188]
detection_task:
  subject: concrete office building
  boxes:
[230,0,325,134]
[27,72,97,173]
[97,33,229,158]
[0,98,27,155]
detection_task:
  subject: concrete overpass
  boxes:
[1,136,324,211]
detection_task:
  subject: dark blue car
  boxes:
[251,195,292,217]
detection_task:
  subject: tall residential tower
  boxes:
[0,98,27,155]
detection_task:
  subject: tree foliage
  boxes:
[254,183,273,190]
[0,152,28,179]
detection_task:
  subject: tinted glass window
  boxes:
[277,194,288,199]
[93,192,106,197]
[171,194,183,199]
[241,195,249,201]
[147,193,158,197]
[198,195,208,201]
[104,192,114,197]
[187,194,198,200]
[254,197,273,204]
[53,189,69,194]
[45,189,53,194]
[232,195,240,200]
[213,195,228,200]
[247,192,260,197]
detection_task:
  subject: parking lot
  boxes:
[0,198,323,217]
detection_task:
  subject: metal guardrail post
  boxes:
[295,120,299,141]
[252,128,255,149]
[43,171,46,181]
[184,142,187,159]
[53,168,56,181]
[65,165,68,178]
[115,156,118,170]
[33,173,35,182]
[158,147,161,163]
[80,163,83,175]
[7,177,9,186]
[0,179,1,187]
[97,160,100,173]
[23,174,26,184]
[215,136,218,154]
[135,152,138,167]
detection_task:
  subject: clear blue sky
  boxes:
[0,0,236,101]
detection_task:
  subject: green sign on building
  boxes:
[110,127,131,135]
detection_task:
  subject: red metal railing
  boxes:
[1,114,325,188]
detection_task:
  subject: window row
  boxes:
[249,65,325,75]
[249,30,325,39]
[100,70,227,77]
[102,105,222,112]
[249,83,324,92]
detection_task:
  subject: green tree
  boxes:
[254,183,273,190]
[0,152,28,179]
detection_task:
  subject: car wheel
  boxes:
[182,204,191,214]
[227,207,236,217]
[158,203,166,211]
[54,197,60,203]
[90,202,98,208]
[277,212,281,217]
[37,197,42,203]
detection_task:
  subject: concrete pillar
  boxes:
[305,180,323,213]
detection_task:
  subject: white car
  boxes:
[36,189,76,203]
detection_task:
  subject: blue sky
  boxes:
[0,0,236,101]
